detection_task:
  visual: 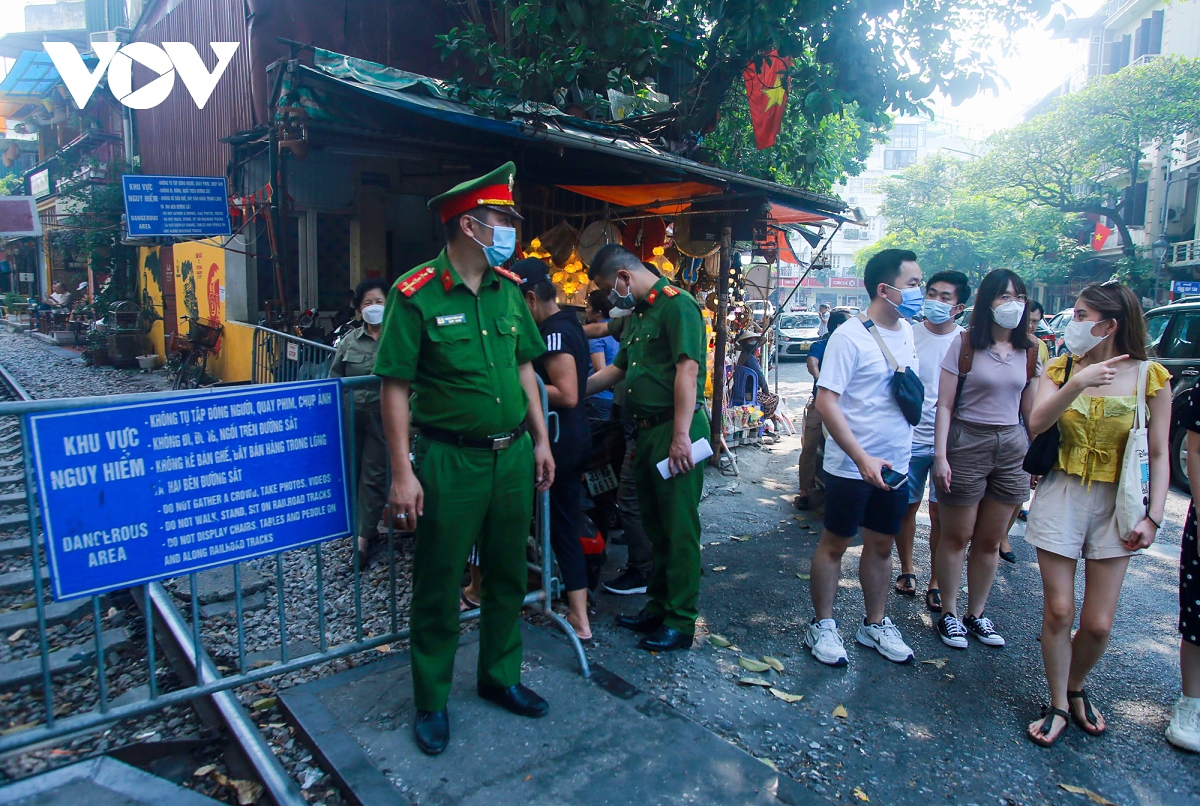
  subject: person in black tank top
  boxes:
[513,259,593,642]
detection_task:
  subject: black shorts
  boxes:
[822,471,908,539]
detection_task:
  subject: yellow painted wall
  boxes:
[139,240,255,384]
[137,246,166,361]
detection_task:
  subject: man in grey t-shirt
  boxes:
[895,271,969,612]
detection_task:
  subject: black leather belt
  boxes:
[420,422,527,451]
[635,404,703,431]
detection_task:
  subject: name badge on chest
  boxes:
[436,314,467,327]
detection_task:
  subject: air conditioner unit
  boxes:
[90,28,132,47]
[1169,208,1182,222]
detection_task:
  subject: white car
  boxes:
[775,312,823,358]
[748,300,774,322]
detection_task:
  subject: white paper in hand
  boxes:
[657,437,714,479]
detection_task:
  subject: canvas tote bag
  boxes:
[1115,360,1151,540]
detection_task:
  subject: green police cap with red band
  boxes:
[428,162,523,223]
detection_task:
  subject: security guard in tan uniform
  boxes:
[586,244,708,652]
[374,163,554,756]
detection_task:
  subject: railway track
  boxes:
[0,360,305,805]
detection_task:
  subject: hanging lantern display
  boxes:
[646,245,675,277]
[621,217,667,260]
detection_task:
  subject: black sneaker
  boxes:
[998,549,1017,564]
[937,612,968,649]
[602,569,648,595]
[963,613,1006,647]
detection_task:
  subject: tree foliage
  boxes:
[978,56,1200,256]
[857,153,1087,287]
[437,0,1055,189]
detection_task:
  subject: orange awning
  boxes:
[558,182,722,214]
[761,228,802,265]
[769,203,828,225]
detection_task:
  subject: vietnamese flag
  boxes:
[743,51,793,149]
[1092,222,1113,251]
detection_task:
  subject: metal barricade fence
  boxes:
[0,375,588,768]
[250,325,336,384]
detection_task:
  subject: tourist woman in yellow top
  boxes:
[1023,282,1172,747]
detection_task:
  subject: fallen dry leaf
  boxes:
[920,658,948,669]
[712,566,727,572]
[739,657,771,673]
[796,572,810,580]
[730,535,749,542]
[832,704,848,719]
[232,778,264,805]
[6,629,25,643]
[0,723,37,736]
[194,764,216,777]
[769,688,804,703]
[251,697,277,711]
[377,644,391,653]
[738,677,772,687]
[709,634,732,648]
[762,656,785,672]
[758,757,779,770]
[1058,784,1116,805]
[250,660,275,669]
[107,607,118,619]
[853,786,870,802]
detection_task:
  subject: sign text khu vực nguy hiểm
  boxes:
[28,380,351,600]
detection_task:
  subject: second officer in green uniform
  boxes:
[374,163,554,756]
[586,244,708,652]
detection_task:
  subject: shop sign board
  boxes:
[829,277,861,288]
[1173,281,1200,296]
[29,171,50,199]
[122,175,231,237]
[29,380,351,600]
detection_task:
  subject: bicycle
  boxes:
[171,316,223,390]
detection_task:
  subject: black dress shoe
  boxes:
[999,549,1017,564]
[637,625,694,652]
[477,682,549,718]
[615,609,663,633]
[413,709,449,755]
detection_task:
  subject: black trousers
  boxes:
[549,447,588,592]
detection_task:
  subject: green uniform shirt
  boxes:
[373,249,545,437]
[329,325,381,410]
[613,277,707,418]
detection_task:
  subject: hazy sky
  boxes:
[0,0,1101,140]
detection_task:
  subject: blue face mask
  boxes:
[469,217,517,266]
[921,298,954,324]
[886,285,925,319]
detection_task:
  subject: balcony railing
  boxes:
[1169,239,1200,266]
[1130,53,1160,68]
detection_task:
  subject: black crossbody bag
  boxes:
[857,314,924,427]
[1022,355,1072,475]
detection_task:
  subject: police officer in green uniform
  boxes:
[374,163,555,756]
[585,244,708,652]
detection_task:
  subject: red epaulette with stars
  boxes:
[661,285,681,297]
[494,267,522,283]
[396,266,436,297]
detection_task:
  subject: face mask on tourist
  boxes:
[608,275,636,311]
[886,285,924,319]
[1063,319,1110,356]
[468,217,517,266]
[922,298,953,324]
[992,300,1025,330]
[361,304,385,325]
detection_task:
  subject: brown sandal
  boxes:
[1027,707,1069,747]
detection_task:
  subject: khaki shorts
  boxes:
[1024,470,1141,561]
[941,420,1030,507]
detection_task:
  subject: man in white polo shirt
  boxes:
[805,249,922,667]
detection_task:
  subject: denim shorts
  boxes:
[823,470,908,539]
[907,442,938,505]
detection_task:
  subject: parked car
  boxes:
[1034,318,1058,355]
[775,312,823,359]
[748,300,774,322]
[1044,308,1075,357]
[1144,298,1200,487]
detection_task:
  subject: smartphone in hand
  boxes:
[880,467,909,491]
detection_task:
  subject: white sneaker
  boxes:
[805,618,848,667]
[855,616,914,664]
[1167,696,1200,752]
